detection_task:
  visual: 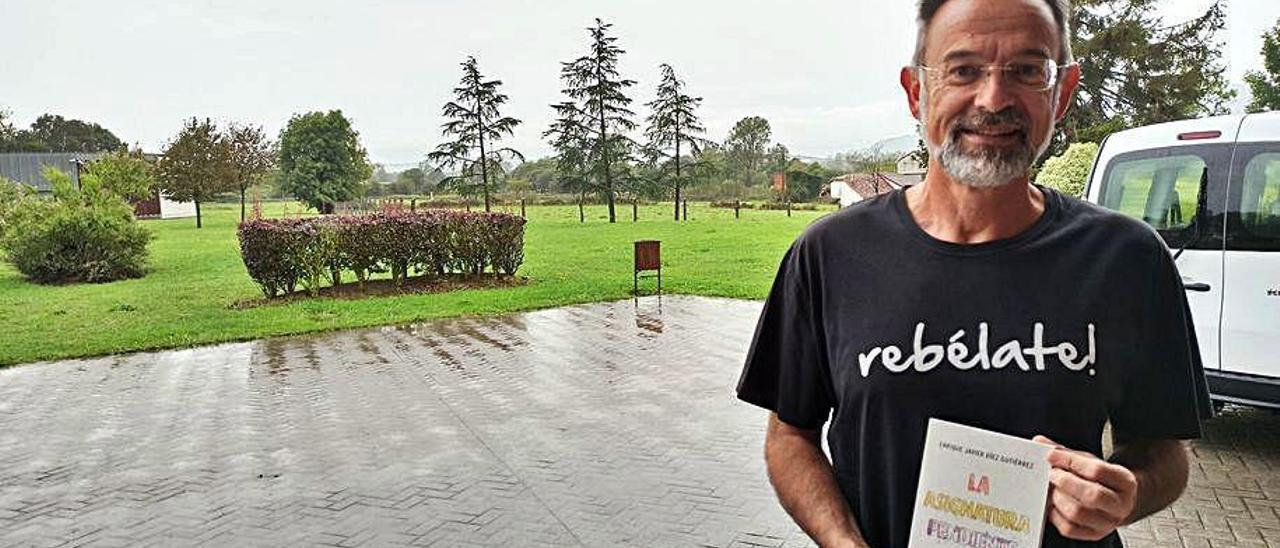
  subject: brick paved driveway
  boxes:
[0,296,1276,547]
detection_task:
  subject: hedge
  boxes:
[238,210,526,298]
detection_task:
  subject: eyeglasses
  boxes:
[915,60,1075,92]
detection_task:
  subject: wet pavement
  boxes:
[0,296,1277,547]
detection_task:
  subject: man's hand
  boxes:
[1033,435,1138,541]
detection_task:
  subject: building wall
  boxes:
[0,152,104,192]
[159,193,196,219]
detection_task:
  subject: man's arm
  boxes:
[1034,435,1190,541]
[765,414,869,548]
[1111,439,1190,525]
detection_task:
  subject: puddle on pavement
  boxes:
[632,296,664,335]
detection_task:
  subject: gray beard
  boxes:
[919,97,1054,189]
[934,136,1036,189]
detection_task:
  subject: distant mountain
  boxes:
[861,134,919,156]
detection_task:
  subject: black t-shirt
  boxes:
[737,186,1212,548]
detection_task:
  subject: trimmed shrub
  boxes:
[238,210,526,298]
[2,170,151,284]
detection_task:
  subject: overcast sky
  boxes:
[2,0,1278,167]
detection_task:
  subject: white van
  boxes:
[1084,111,1280,409]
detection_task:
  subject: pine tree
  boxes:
[427,56,523,212]
[644,64,709,221]
[544,101,593,223]
[1059,0,1234,150]
[560,18,638,224]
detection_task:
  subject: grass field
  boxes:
[0,201,836,365]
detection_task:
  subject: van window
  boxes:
[1100,153,1206,245]
[1228,151,1280,251]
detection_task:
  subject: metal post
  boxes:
[69,158,85,190]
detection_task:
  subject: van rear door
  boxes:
[1221,113,1280,379]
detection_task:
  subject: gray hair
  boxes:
[912,0,1074,66]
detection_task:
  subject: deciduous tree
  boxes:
[724,116,771,185]
[6,114,125,153]
[1245,18,1280,114]
[155,118,232,228]
[278,110,372,214]
[225,123,276,222]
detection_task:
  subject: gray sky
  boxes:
[2,0,1277,167]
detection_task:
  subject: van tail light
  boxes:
[1177,131,1222,141]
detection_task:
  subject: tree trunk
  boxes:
[477,85,492,213]
[578,191,585,223]
[632,199,637,222]
[674,132,682,222]
[195,200,202,228]
[240,187,247,222]
[597,49,616,224]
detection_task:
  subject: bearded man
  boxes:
[735,0,1213,546]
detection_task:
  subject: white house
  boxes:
[826,173,915,208]
[897,151,927,177]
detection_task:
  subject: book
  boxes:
[908,419,1053,548]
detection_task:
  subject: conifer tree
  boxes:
[559,18,637,224]
[428,56,523,212]
[644,64,709,221]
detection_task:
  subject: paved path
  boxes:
[0,296,1277,547]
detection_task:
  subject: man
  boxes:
[735,0,1213,547]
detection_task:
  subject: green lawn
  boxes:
[0,201,836,365]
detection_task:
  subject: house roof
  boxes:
[825,172,908,199]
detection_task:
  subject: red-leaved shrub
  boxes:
[237,211,526,298]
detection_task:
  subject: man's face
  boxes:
[901,0,1080,188]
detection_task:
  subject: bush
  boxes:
[0,178,34,243]
[1037,142,1099,198]
[2,169,151,283]
[238,210,526,298]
